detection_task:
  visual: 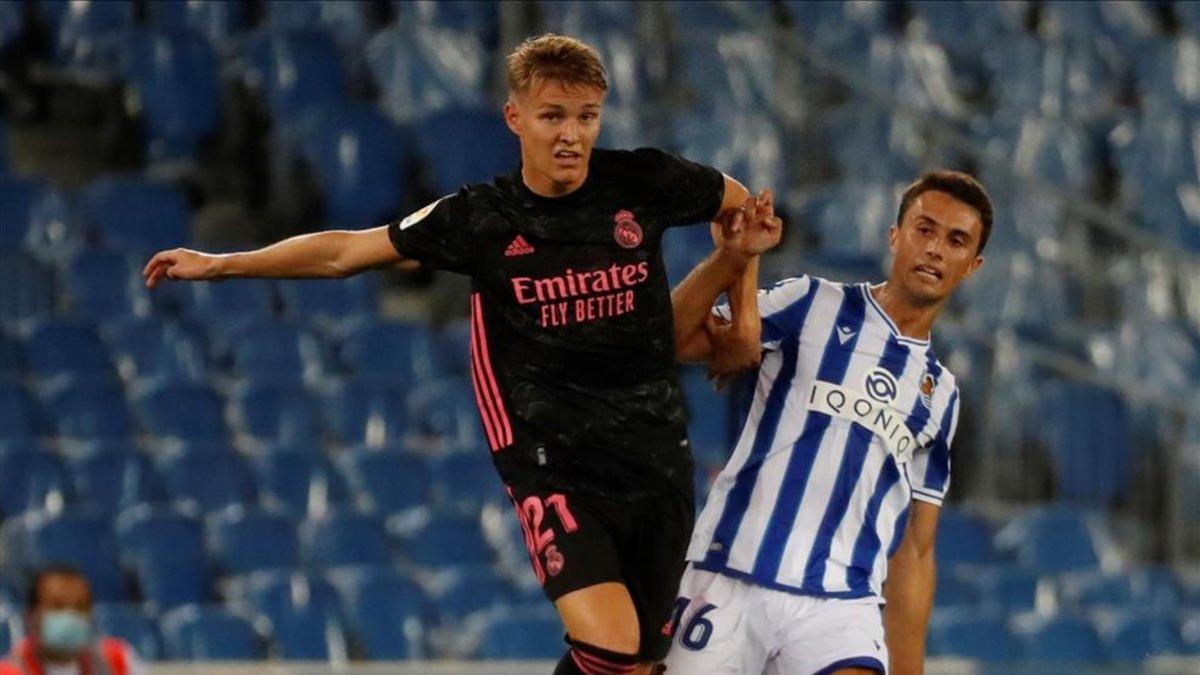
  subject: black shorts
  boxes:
[505,483,695,661]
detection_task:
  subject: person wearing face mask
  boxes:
[0,566,143,675]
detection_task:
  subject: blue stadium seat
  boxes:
[120,29,220,161]
[972,567,1039,613]
[395,0,498,42]
[0,449,71,518]
[667,0,773,34]
[231,381,323,442]
[103,317,208,381]
[93,603,164,661]
[934,509,996,566]
[934,571,978,610]
[366,26,489,124]
[22,511,125,603]
[0,607,13,654]
[339,319,436,384]
[159,445,256,512]
[237,571,347,660]
[909,0,1027,49]
[337,448,430,516]
[477,608,564,659]
[0,331,24,376]
[255,451,349,517]
[69,446,164,516]
[400,513,493,568]
[266,0,372,51]
[116,504,211,609]
[1062,571,1136,609]
[0,253,56,322]
[408,379,484,448]
[54,0,134,66]
[0,380,46,440]
[278,274,379,325]
[323,379,411,446]
[1105,611,1187,660]
[431,319,470,379]
[64,251,150,320]
[206,505,299,576]
[43,379,134,440]
[24,320,114,379]
[227,319,328,382]
[427,450,501,512]
[1014,614,1105,663]
[1178,3,1200,34]
[159,604,266,660]
[430,565,513,622]
[1126,568,1186,610]
[0,176,49,251]
[687,109,791,200]
[239,30,345,122]
[299,510,392,569]
[1042,0,1158,46]
[135,381,228,440]
[184,279,276,322]
[149,0,248,47]
[680,366,731,465]
[928,610,1021,662]
[290,104,409,229]
[413,108,519,194]
[1039,381,1133,504]
[995,507,1102,574]
[80,176,190,252]
[328,566,425,660]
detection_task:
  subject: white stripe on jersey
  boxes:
[691,276,960,600]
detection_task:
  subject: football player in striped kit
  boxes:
[667,171,992,675]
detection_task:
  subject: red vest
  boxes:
[0,637,131,675]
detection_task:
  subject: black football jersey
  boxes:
[388,147,725,500]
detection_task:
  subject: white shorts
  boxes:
[663,567,888,675]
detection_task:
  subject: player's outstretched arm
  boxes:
[672,206,756,363]
[142,225,410,288]
[883,500,941,675]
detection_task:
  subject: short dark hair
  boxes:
[896,170,994,254]
[25,565,90,612]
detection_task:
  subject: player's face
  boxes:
[888,190,984,304]
[504,79,603,196]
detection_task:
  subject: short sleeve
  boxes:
[713,276,815,352]
[387,191,473,274]
[631,148,725,227]
[909,386,960,506]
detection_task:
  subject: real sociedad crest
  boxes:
[920,370,936,408]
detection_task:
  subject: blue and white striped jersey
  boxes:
[687,275,961,600]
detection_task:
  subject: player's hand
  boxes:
[714,190,783,257]
[704,313,761,390]
[142,248,222,288]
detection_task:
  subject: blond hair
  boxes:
[506,34,608,95]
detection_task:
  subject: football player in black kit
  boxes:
[143,34,781,674]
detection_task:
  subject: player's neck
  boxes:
[870,282,941,341]
[521,165,588,198]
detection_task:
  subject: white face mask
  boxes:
[39,610,92,654]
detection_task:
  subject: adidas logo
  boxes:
[505,235,535,257]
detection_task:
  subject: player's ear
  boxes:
[888,224,900,255]
[963,254,984,281]
[503,98,522,136]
